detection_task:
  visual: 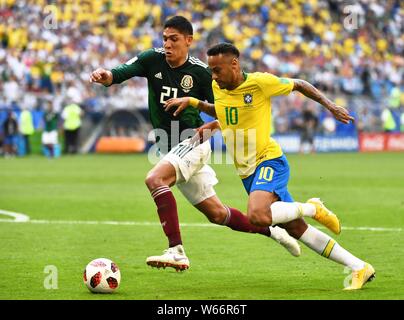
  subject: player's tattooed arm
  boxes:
[164,97,217,118]
[292,79,355,124]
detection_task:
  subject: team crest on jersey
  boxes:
[243,93,253,105]
[180,75,193,93]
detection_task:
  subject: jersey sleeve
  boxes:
[255,72,294,98]
[110,49,155,84]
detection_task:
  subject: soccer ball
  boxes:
[83,258,121,293]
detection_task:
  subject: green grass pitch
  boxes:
[1,152,403,300]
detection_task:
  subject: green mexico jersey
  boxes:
[111,48,214,150]
[44,112,58,132]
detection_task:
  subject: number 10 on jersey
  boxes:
[225,107,238,125]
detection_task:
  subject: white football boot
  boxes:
[146,244,190,271]
[270,226,301,257]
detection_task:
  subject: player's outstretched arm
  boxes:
[164,97,217,118]
[189,120,221,146]
[90,68,113,86]
[292,79,355,124]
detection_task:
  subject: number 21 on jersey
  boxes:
[160,86,178,104]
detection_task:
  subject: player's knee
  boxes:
[248,207,272,226]
[145,171,163,191]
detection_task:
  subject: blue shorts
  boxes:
[4,135,18,146]
[241,155,294,203]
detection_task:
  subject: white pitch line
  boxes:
[0,219,216,228]
[0,209,30,222]
[0,216,401,232]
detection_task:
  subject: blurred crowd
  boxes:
[1,0,403,140]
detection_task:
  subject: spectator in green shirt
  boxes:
[42,102,59,158]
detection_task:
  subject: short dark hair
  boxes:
[207,43,240,58]
[164,16,193,35]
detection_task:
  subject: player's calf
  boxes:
[279,218,309,239]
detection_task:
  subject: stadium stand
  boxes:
[0,0,403,154]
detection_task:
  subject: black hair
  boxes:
[164,16,193,35]
[207,43,240,57]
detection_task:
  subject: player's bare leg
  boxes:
[195,195,301,257]
[145,161,189,271]
[247,190,279,226]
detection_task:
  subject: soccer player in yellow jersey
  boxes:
[164,43,375,290]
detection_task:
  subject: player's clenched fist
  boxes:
[329,105,355,124]
[90,68,113,86]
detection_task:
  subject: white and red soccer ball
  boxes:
[83,258,121,293]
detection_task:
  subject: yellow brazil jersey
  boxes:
[213,72,294,178]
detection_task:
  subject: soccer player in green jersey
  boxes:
[165,43,375,290]
[90,16,300,271]
[42,102,59,158]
